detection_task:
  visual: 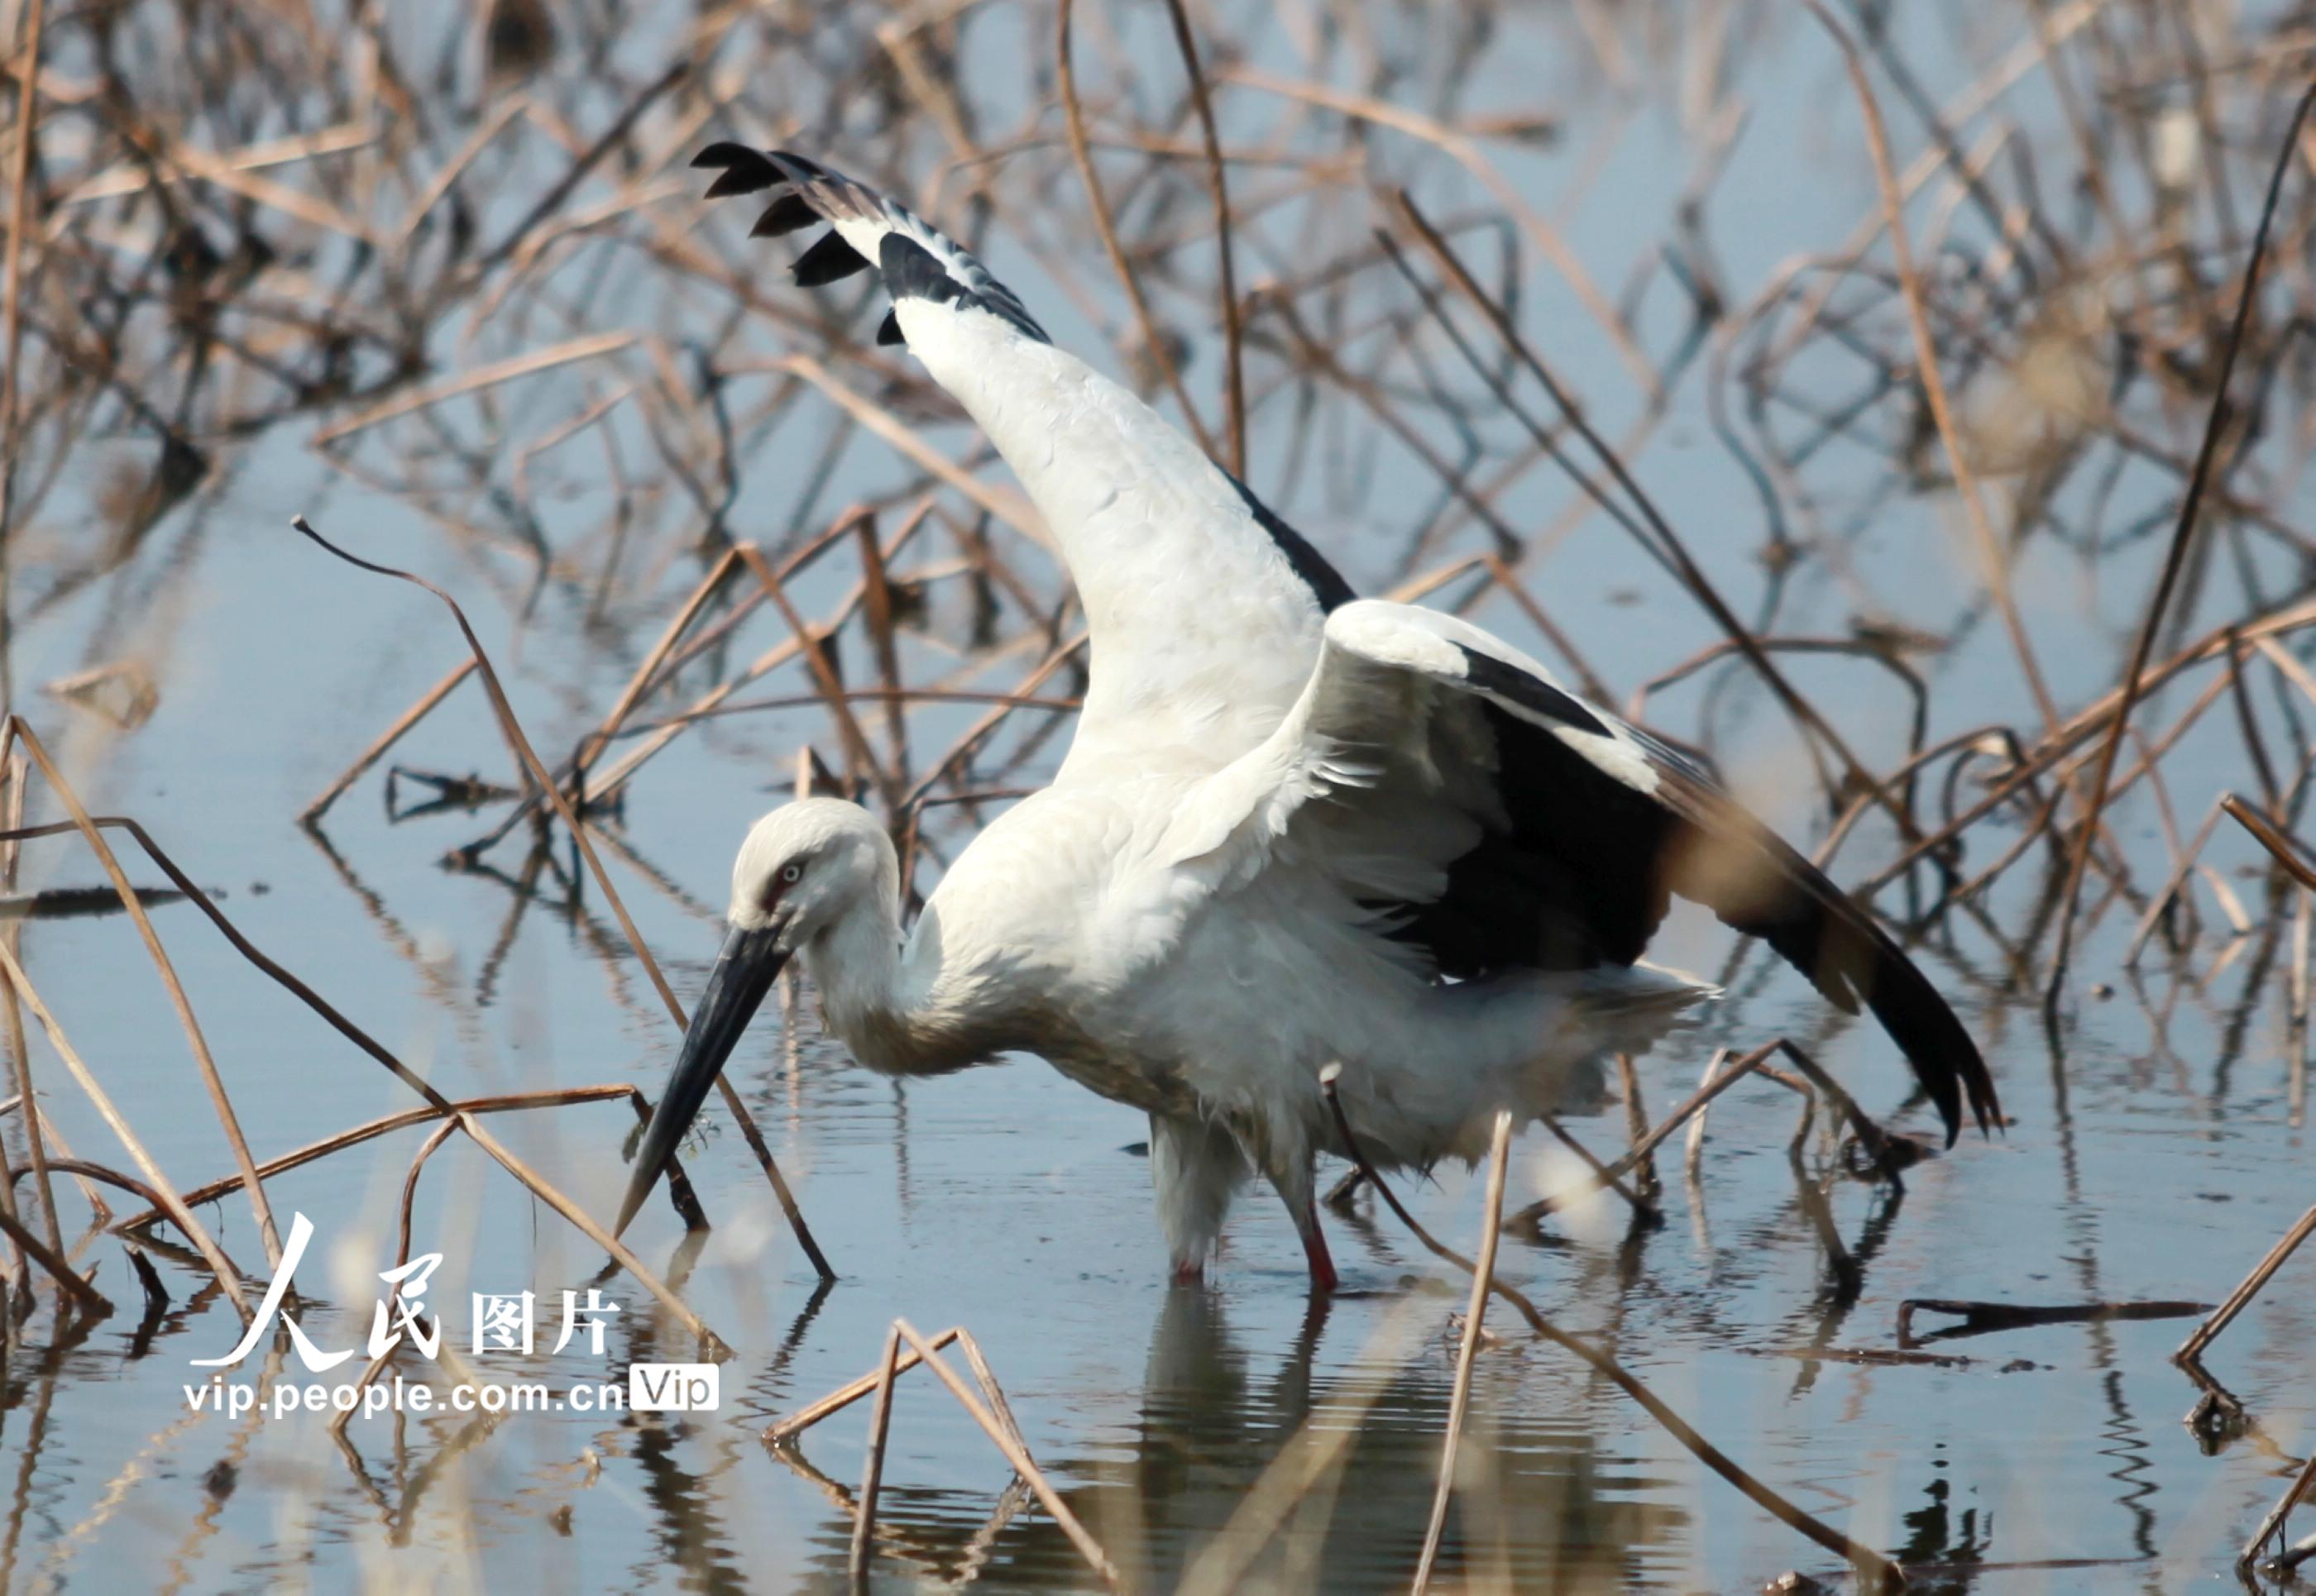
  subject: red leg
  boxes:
[1170,1255,1206,1285]
[1297,1199,1339,1293]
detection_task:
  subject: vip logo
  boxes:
[628,1363,720,1412]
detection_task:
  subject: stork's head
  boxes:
[615,798,895,1238]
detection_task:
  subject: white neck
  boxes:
[799,887,910,1059]
[799,885,996,1076]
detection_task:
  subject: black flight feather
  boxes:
[792,230,870,287]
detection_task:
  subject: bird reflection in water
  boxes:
[774,1288,1686,1593]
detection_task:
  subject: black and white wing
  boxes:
[1191,599,1999,1144]
[694,146,1352,765]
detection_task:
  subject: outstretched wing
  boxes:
[696,146,1050,345]
[1189,599,1999,1144]
[695,145,1352,767]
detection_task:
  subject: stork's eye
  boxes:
[780,863,803,885]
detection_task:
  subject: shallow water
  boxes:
[4,2,2315,1593]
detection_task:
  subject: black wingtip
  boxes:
[1652,766,2002,1149]
[1855,940,2000,1148]
[702,151,781,198]
[875,308,905,346]
[692,141,755,170]
[877,231,950,303]
[750,194,816,238]
[793,229,870,287]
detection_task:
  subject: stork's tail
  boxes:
[1563,962,1718,1058]
[1328,964,1716,1173]
[693,146,1050,348]
[1521,963,1715,1124]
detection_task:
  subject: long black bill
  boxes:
[614,921,790,1238]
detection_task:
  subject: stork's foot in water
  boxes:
[1294,1199,1340,1293]
[1170,1256,1207,1286]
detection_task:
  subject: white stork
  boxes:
[615,148,1999,1289]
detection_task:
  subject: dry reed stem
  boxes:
[734,542,892,808]
[2253,635,2316,711]
[118,123,376,241]
[0,0,43,558]
[1897,1297,2209,1346]
[1772,1068,1825,1150]
[766,355,1047,543]
[1266,297,1531,565]
[852,515,910,781]
[1771,1040,1904,1172]
[328,1118,458,1435]
[463,509,875,848]
[1854,597,2316,899]
[2175,1197,2316,1363]
[0,1046,24,1293]
[1160,0,1243,475]
[0,757,61,1283]
[2125,797,2230,963]
[849,1323,905,1584]
[2222,793,2316,891]
[889,1319,1119,1588]
[569,543,749,783]
[1615,1052,1661,1204]
[21,1100,109,1224]
[59,121,373,207]
[111,1085,639,1230]
[900,632,1088,810]
[1630,636,1929,771]
[525,508,928,834]
[300,657,478,823]
[0,809,722,1344]
[1231,68,1659,399]
[455,1110,727,1350]
[0,1206,108,1318]
[874,7,984,163]
[1318,1067,1906,1589]
[2242,1447,2316,1571]
[701,1068,835,1281]
[329,1117,490,1434]
[1684,1049,1725,1182]
[291,514,833,1283]
[1801,0,2060,738]
[766,1325,964,1441]
[1056,0,1218,461]
[952,1326,1032,1459]
[1413,1108,1511,1594]
[2225,639,2283,817]
[2043,79,2316,1006]
[5,719,283,1269]
[1390,198,1919,842]
[0,815,452,1108]
[0,939,251,1321]
[1505,1040,1779,1230]
[312,331,638,445]
[15,1156,186,1224]
[471,59,690,272]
